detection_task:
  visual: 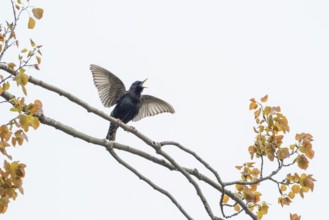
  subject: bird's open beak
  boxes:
[141,78,148,88]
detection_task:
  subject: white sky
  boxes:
[1,0,329,219]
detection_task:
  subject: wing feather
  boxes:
[90,64,126,107]
[133,95,175,122]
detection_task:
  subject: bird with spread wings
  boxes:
[90,64,175,140]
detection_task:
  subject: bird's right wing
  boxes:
[90,64,126,107]
[133,95,175,122]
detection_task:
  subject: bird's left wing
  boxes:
[90,64,126,107]
[133,95,175,122]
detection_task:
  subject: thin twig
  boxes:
[219,189,245,219]
[160,141,224,186]
[225,157,283,186]
[0,75,13,84]
[260,155,264,179]
[107,146,194,220]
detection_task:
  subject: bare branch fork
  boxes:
[0,64,258,220]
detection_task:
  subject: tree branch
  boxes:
[160,141,224,186]
[224,160,283,186]
[0,65,258,220]
[107,146,194,220]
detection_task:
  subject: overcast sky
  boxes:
[1,0,329,219]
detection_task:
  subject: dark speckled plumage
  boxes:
[90,64,175,140]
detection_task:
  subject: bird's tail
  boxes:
[106,123,117,141]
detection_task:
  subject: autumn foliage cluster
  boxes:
[220,95,315,219]
[0,0,43,213]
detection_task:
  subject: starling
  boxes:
[90,64,175,140]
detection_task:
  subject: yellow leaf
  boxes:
[28,17,36,29]
[12,137,17,147]
[28,50,33,57]
[32,8,44,19]
[222,194,229,204]
[18,186,24,194]
[257,202,269,220]
[0,125,12,141]
[0,204,8,214]
[280,185,287,192]
[30,38,36,47]
[299,141,315,159]
[31,117,40,129]
[29,99,43,115]
[3,82,10,91]
[10,30,16,39]
[0,44,3,52]
[254,108,261,119]
[14,72,29,86]
[14,129,28,145]
[290,213,302,220]
[289,144,296,151]
[296,155,309,170]
[292,185,300,193]
[248,146,256,159]
[277,148,290,160]
[235,166,243,170]
[22,85,27,96]
[295,133,301,141]
[261,95,268,103]
[235,184,244,192]
[251,168,260,177]
[19,115,29,132]
[21,48,28,53]
[234,204,240,212]
[300,174,315,191]
[263,106,271,116]
[243,188,261,203]
[278,197,291,207]
[246,162,255,167]
[249,102,258,110]
[288,191,295,199]
[299,189,304,198]
[36,56,41,64]
[0,34,4,42]
[271,106,281,113]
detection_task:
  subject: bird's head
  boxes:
[129,79,148,96]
